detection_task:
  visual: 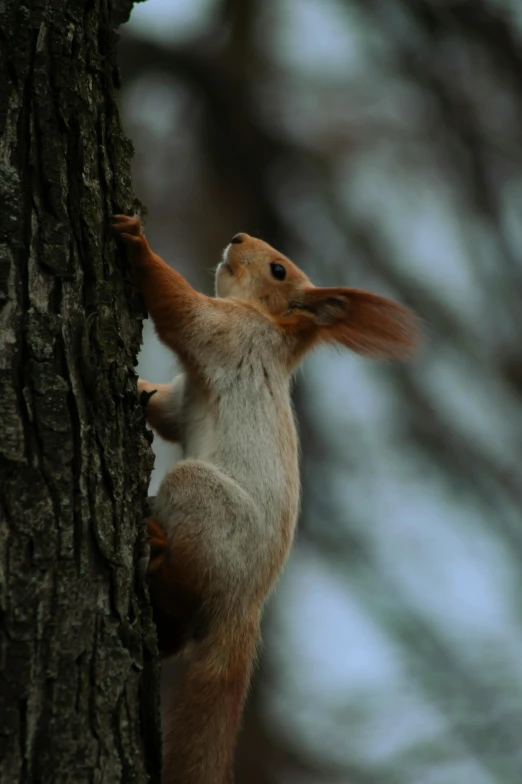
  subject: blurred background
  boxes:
[118,1,522,781]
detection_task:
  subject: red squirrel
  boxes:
[112,215,418,784]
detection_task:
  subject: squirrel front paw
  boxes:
[111,216,151,272]
[111,214,143,241]
[138,378,158,407]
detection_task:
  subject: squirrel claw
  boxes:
[140,388,157,407]
[111,214,142,239]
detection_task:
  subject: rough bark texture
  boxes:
[0,1,161,782]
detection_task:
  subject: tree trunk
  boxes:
[0,1,161,781]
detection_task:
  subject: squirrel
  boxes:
[111,215,419,784]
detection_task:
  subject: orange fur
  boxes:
[163,617,258,784]
[277,286,418,363]
[112,215,207,370]
[112,217,419,784]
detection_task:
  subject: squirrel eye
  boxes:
[270,262,286,281]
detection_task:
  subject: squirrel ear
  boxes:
[285,287,419,360]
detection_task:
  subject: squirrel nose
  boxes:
[231,233,246,244]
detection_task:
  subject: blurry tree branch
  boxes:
[237,671,404,784]
[294,387,522,783]
[358,0,522,313]
[300,492,522,784]
[118,30,306,248]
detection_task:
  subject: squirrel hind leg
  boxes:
[152,601,208,659]
[146,519,209,657]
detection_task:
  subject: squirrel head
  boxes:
[216,233,419,361]
[216,233,312,315]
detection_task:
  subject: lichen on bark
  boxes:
[0,1,161,781]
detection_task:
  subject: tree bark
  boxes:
[0,1,161,782]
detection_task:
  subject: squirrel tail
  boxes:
[162,614,259,784]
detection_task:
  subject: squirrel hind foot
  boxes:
[146,518,210,656]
